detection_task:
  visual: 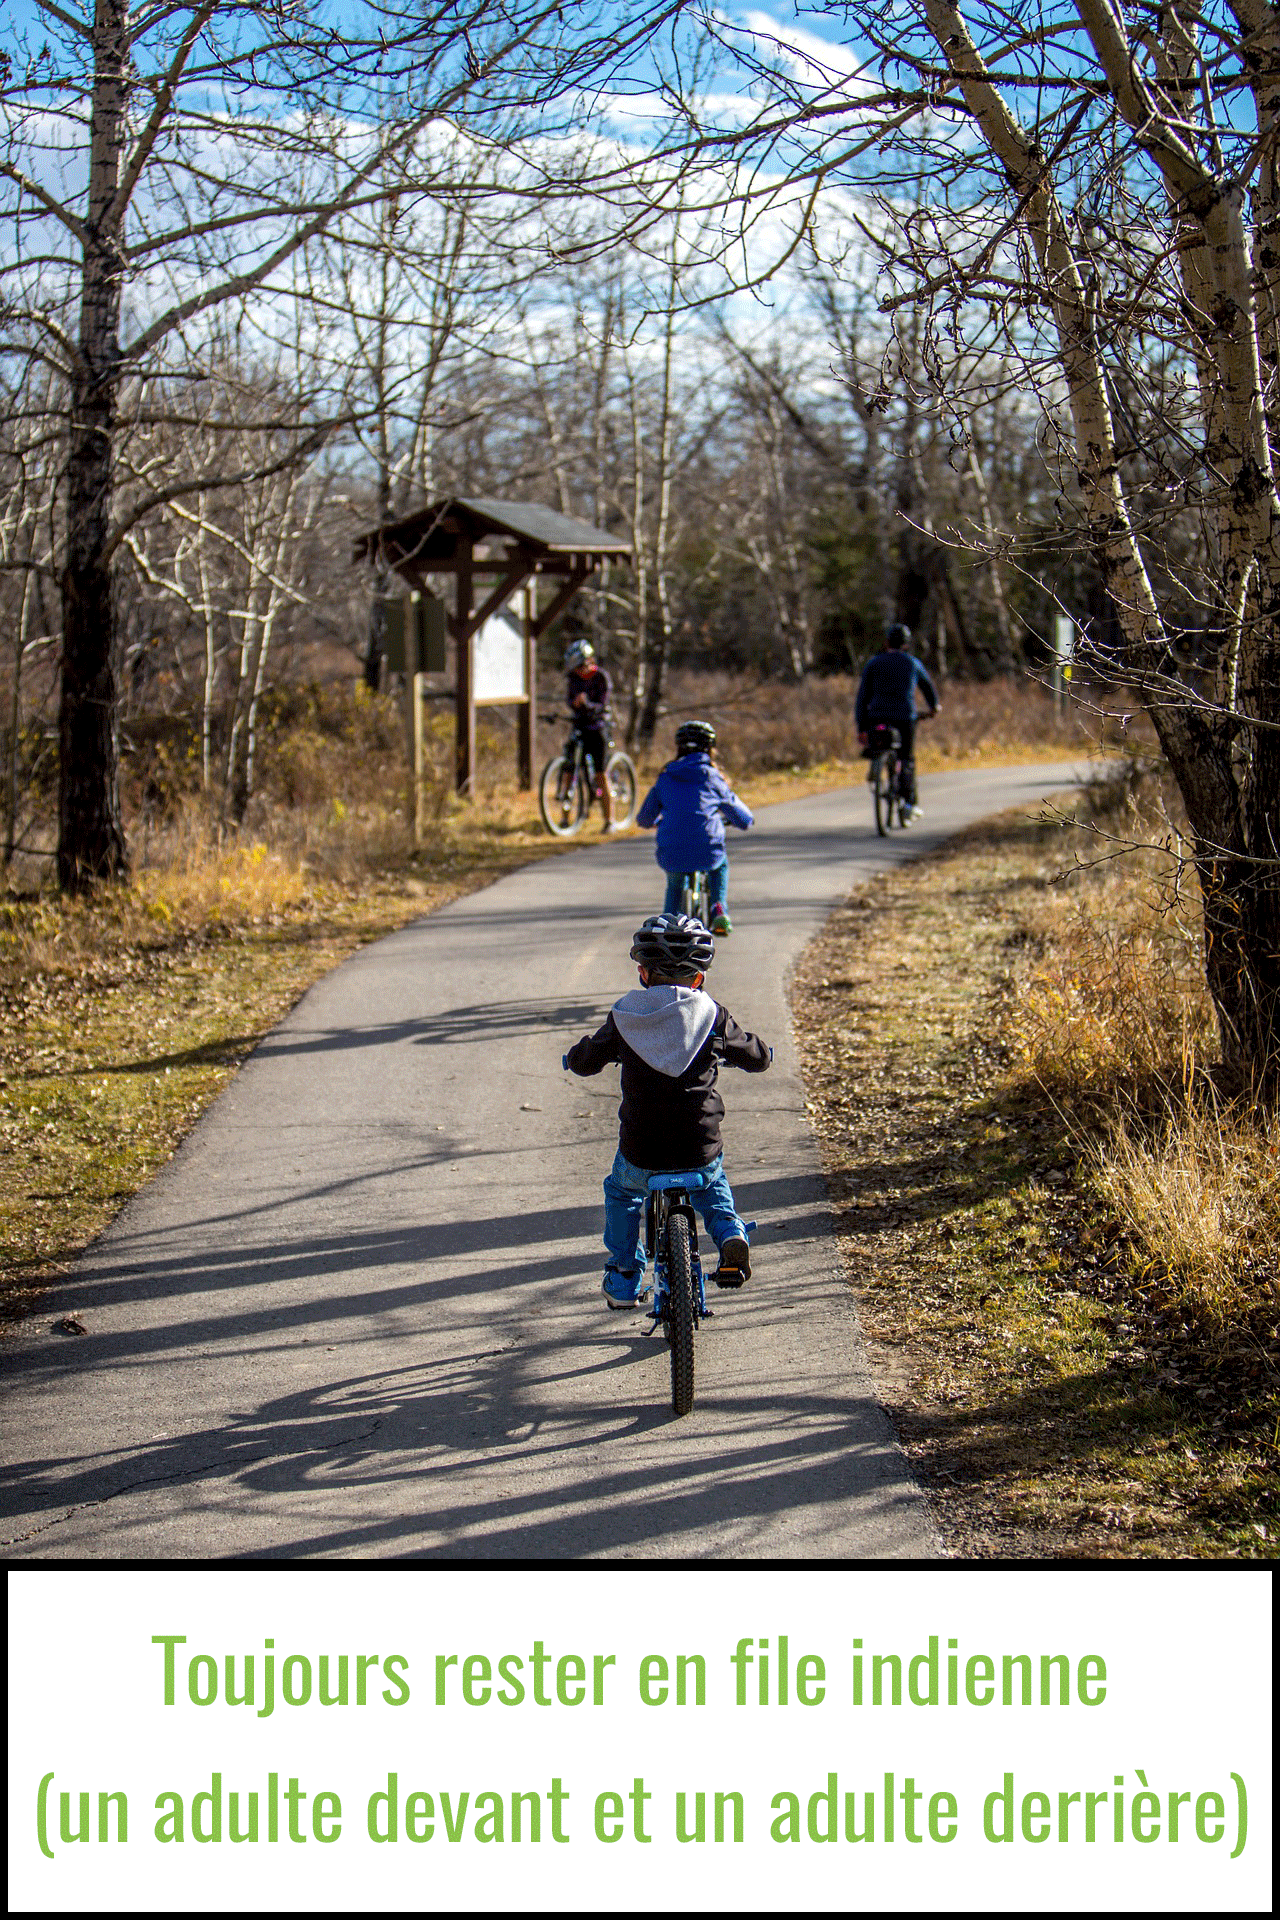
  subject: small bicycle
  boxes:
[638,1170,757,1417]
[538,725,637,837]
[677,870,711,926]
[639,1170,712,1417]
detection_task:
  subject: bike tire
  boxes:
[605,750,638,828]
[873,756,893,837]
[679,874,710,925]
[666,1212,696,1417]
[538,754,586,837]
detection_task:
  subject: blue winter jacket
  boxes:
[636,753,754,873]
[855,649,939,730]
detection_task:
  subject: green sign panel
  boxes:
[382,593,446,674]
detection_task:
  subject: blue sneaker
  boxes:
[602,1272,641,1310]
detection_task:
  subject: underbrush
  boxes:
[1002,762,1279,1368]
[657,667,1090,774]
[794,771,1276,1556]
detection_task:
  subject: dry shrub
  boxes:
[1090,1102,1280,1339]
[642,667,1085,775]
[1010,882,1215,1104]
[1003,768,1279,1350]
[135,833,312,931]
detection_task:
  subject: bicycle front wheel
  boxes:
[605,750,637,827]
[539,755,586,836]
[666,1212,696,1417]
[873,756,893,837]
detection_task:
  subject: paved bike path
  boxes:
[0,761,1087,1559]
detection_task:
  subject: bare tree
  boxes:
[669,3,1280,1094]
[1,0,674,888]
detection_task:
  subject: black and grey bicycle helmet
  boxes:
[630,912,715,982]
[564,638,595,670]
[675,719,716,756]
[885,622,912,650]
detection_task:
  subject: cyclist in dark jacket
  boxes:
[564,637,616,831]
[565,913,770,1308]
[854,622,940,815]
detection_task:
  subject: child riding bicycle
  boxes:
[635,720,752,934]
[563,912,771,1309]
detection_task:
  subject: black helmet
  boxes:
[885,622,911,650]
[675,719,716,755]
[630,912,715,982]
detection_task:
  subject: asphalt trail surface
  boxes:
[1,762,1087,1559]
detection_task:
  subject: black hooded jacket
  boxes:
[566,984,770,1168]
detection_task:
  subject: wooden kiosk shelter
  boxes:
[353,497,630,797]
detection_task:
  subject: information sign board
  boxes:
[473,596,527,704]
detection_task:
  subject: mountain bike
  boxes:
[866,711,933,837]
[639,1171,712,1417]
[867,725,909,836]
[538,725,637,837]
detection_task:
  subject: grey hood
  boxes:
[611,986,717,1077]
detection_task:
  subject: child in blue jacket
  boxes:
[635,720,753,934]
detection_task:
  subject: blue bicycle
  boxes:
[640,1171,711,1416]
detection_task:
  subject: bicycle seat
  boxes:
[646,1169,712,1193]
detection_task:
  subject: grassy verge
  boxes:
[792,787,1278,1560]
[0,797,569,1323]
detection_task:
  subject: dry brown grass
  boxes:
[793,791,1277,1557]
[1009,869,1214,1104]
[654,667,1095,778]
[1092,1105,1280,1331]
[988,767,1279,1357]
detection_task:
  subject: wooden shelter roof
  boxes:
[353,497,631,580]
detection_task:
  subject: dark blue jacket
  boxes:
[855,650,939,730]
[636,753,753,873]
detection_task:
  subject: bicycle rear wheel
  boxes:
[538,754,587,836]
[873,755,894,836]
[605,750,637,827]
[679,874,710,925]
[666,1213,696,1417]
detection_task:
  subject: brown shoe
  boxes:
[714,1237,751,1287]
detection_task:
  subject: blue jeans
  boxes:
[663,860,730,915]
[603,1149,746,1298]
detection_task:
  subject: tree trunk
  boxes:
[1153,697,1280,1100]
[58,0,129,891]
[1198,856,1280,1099]
[4,570,33,868]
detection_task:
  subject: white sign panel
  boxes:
[473,597,526,704]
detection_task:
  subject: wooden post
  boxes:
[412,670,426,841]
[517,580,536,789]
[1053,612,1073,719]
[455,539,475,795]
